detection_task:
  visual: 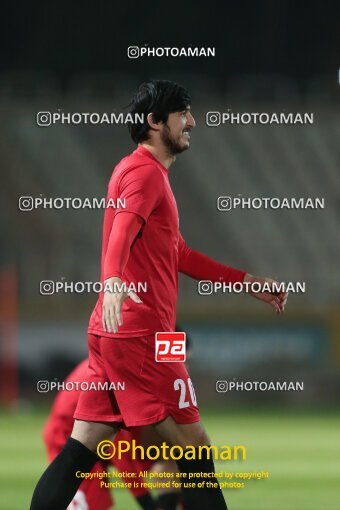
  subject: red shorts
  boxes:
[74,334,200,427]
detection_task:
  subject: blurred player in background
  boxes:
[44,359,153,510]
[31,80,288,510]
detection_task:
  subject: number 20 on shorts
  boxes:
[174,378,198,408]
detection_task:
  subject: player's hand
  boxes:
[102,276,143,333]
[243,273,288,314]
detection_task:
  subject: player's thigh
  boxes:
[71,419,117,452]
[153,415,210,448]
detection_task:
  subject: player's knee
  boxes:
[71,419,117,452]
[177,426,210,448]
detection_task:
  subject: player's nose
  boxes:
[187,112,196,128]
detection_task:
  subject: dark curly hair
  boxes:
[127,80,191,144]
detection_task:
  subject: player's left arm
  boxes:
[178,233,288,314]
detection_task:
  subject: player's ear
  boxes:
[146,112,161,131]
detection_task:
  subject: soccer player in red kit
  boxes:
[31,80,288,510]
[43,360,114,510]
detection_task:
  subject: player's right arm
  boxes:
[102,212,144,333]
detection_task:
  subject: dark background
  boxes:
[1,1,340,88]
[0,0,339,405]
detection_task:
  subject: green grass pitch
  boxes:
[0,408,339,510]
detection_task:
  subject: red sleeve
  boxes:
[178,233,246,283]
[103,212,144,281]
[116,164,164,223]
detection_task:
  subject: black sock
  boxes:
[157,492,181,510]
[30,437,98,510]
[176,449,227,510]
[136,492,159,510]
